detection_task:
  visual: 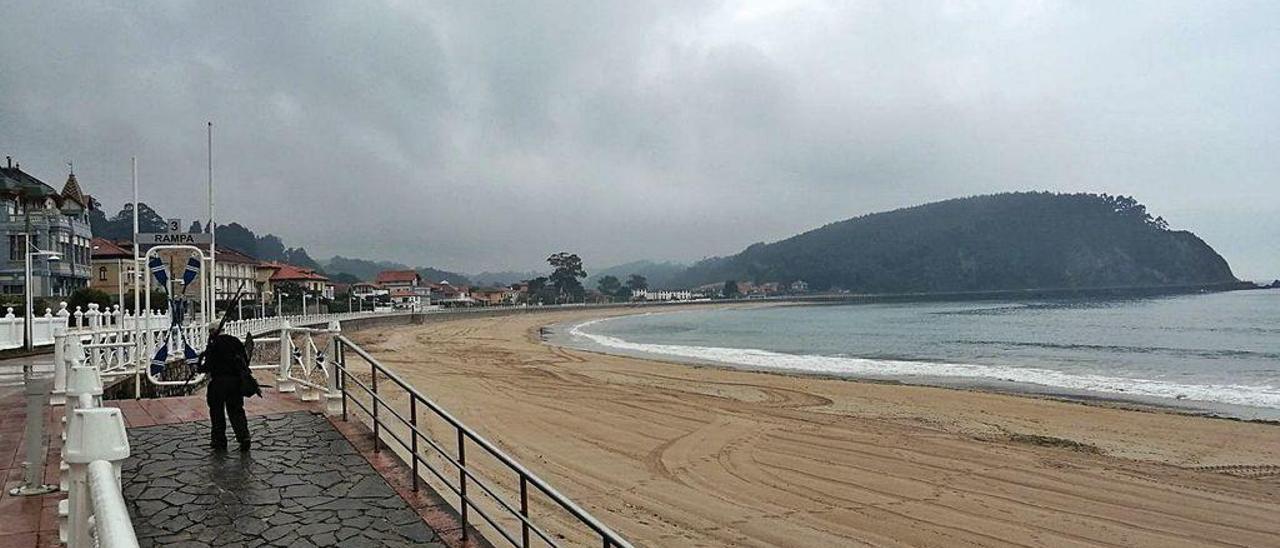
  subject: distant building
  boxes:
[631,289,693,301]
[0,161,94,296]
[470,287,515,306]
[431,280,472,306]
[789,280,809,293]
[350,282,386,299]
[265,261,333,300]
[211,248,261,304]
[376,270,429,308]
[90,238,138,298]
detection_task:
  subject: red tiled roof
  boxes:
[265,261,330,282]
[375,270,419,284]
[91,237,132,259]
[216,248,259,264]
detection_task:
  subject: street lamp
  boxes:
[24,236,61,353]
[277,292,288,317]
[301,292,308,316]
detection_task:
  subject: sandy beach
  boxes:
[352,306,1280,547]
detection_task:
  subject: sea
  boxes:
[559,289,1280,420]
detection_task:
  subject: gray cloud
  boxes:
[2,1,1277,279]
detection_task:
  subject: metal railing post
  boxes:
[459,428,468,541]
[520,475,530,547]
[410,397,419,492]
[339,341,348,421]
[371,361,379,453]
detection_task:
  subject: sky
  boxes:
[1,1,1277,280]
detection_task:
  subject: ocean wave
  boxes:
[569,319,1280,410]
[950,339,1280,360]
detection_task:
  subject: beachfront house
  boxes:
[0,161,94,297]
[376,269,430,308]
[631,289,694,301]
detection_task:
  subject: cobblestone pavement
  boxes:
[120,411,444,547]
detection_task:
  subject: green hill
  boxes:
[673,192,1236,292]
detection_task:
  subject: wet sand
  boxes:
[353,306,1280,547]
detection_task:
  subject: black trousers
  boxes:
[207,376,250,447]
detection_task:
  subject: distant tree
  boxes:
[330,272,360,284]
[524,276,554,304]
[122,289,169,313]
[547,252,587,303]
[256,234,287,261]
[215,223,260,256]
[68,288,114,314]
[272,282,307,314]
[722,280,740,298]
[283,248,324,272]
[596,275,622,298]
[626,274,648,292]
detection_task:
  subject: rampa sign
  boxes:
[137,232,213,245]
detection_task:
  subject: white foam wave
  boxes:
[569,318,1280,410]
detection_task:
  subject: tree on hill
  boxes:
[626,274,648,293]
[547,252,586,303]
[722,280,740,298]
[330,272,360,284]
[596,275,622,298]
[673,192,1236,293]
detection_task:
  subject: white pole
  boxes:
[207,122,215,322]
[24,235,32,353]
[132,157,141,399]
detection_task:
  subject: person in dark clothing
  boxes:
[199,322,254,451]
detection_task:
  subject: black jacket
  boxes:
[200,333,250,379]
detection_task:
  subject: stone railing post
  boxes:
[300,334,317,402]
[63,403,129,548]
[61,364,102,492]
[325,321,343,414]
[50,327,68,406]
[277,321,296,393]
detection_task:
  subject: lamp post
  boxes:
[24,235,61,352]
[301,292,308,317]
[277,292,288,317]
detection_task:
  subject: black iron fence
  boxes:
[332,335,633,548]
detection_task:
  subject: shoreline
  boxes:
[546,306,1280,422]
[353,305,1280,547]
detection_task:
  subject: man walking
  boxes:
[199,320,257,451]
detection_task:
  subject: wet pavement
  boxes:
[120,411,444,547]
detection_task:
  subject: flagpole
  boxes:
[207,122,215,326]
[132,157,141,399]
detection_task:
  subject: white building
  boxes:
[631,289,694,301]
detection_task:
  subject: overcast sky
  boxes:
[2,1,1277,279]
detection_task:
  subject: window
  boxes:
[98,266,107,281]
[8,235,17,261]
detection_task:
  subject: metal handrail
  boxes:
[334,335,634,548]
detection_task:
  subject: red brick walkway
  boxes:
[0,388,478,548]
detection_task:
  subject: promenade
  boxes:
[0,371,475,548]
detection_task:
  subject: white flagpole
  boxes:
[207,122,216,325]
[132,157,141,399]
